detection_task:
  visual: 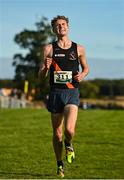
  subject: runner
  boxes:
[38,15,89,177]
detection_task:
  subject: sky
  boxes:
[0,0,124,79]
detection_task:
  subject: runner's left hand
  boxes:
[74,72,84,82]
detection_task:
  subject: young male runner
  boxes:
[39,15,89,177]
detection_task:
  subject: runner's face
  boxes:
[54,19,69,36]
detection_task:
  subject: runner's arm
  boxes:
[38,44,53,79]
[74,45,89,82]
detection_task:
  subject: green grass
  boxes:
[0,108,124,179]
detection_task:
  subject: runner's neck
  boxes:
[57,39,72,49]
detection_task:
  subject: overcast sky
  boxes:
[0,0,124,79]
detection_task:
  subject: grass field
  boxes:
[0,108,124,179]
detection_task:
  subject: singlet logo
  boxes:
[69,51,77,60]
[55,54,65,57]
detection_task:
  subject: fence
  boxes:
[0,95,27,108]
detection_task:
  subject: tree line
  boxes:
[79,79,124,99]
[0,79,124,100]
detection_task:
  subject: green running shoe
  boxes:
[66,146,75,164]
[57,165,64,178]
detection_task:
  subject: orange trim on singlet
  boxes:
[52,60,75,89]
[52,60,61,71]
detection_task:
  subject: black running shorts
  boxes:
[47,88,80,113]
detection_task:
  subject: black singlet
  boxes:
[49,41,80,89]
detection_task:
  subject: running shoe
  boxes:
[66,146,75,164]
[57,165,64,178]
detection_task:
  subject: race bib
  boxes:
[54,71,72,84]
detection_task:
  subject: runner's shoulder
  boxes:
[44,43,52,51]
[77,44,86,57]
[77,44,85,51]
[44,44,53,55]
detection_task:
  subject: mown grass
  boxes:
[0,108,124,179]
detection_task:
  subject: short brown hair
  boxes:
[51,15,69,28]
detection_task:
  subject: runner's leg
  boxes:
[51,113,64,161]
[64,104,78,144]
[64,104,78,163]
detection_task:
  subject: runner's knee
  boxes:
[53,128,63,142]
[65,128,75,139]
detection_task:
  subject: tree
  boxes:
[79,81,100,98]
[13,17,55,99]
